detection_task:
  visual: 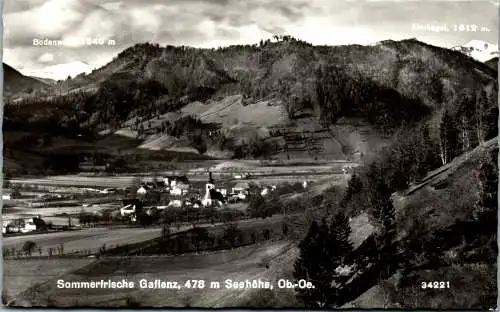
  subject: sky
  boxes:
[2,0,499,80]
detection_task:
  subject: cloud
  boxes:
[38,52,55,63]
[26,61,96,80]
[100,1,124,11]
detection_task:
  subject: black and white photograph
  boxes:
[1,0,498,309]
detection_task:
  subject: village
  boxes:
[1,169,314,236]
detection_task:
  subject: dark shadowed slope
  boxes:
[3,63,49,99]
[485,57,498,71]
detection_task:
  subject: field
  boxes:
[9,240,300,307]
[4,209,376,307]
[2,156,361,308]
[3,227,163,256]
[2,258,97,304]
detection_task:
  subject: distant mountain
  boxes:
[452,40,499,62]
[485,57,498,70]
[60,39,497,131]
[30,76,57,85]
[26,61,96,81]
[4,38,498,174]
[3,63,49,99]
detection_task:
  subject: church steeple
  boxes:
[209,171,214,184]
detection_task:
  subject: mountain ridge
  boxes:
[3,37,498,174]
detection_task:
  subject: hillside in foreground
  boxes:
[342,137,498,309]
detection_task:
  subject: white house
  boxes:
[21,220,37,233]
[137,186,147,195]
[164,176,190,189]
[2,194,11,200]
[120,204,136,217]
[170,188,182,196]
[168,199,183,208]
[233,173,249,179]
[261,187,270,196]
[232,182,250,195]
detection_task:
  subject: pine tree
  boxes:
[439,110,460,164]
[294,221,326,306]
[294,215,354,308]
[416,124,432,179]
[340,173,363,209]
[330,213,353,260]
[375,187,398,280]
[475,90,491,144]
[477,148,498,231]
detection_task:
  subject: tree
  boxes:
[439,110,460,165]
[340,173,363,209]
[23,241,37,256]
[282,221,289,237]
[250,231,257,244]
[161,225,170,239]
[137,212,154,228]
[32,217,47,231]
[375,193,398,279]
[11,186,21,199]
[262,229,271,241]
[330,213,353,257]
[191,227,212,253]
[418,123,440,179]
[223,223,242,248]
[477,148,498,231]
[293,215,354,308]
[247,194,267,218]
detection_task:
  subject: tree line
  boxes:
[292,124,498,308]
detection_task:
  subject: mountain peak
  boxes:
[452,40,499,62]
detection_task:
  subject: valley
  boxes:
[2,33,498,309]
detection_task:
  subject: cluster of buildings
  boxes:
[136,175,190,197]
[123,173,264,215]
[3,217,39,234]
[119,172,302,219]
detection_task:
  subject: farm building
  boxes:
[232,182,250,195]
[120,199,144,217]
[120,204,136,216]
[163,176,190,190]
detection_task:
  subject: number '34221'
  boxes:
[421,281,450,289]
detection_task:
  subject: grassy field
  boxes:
[3,204,116,220]
[9,240,300,308]
[2,258,96,304]
[3,227,162,256]
[342,264,497,309]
